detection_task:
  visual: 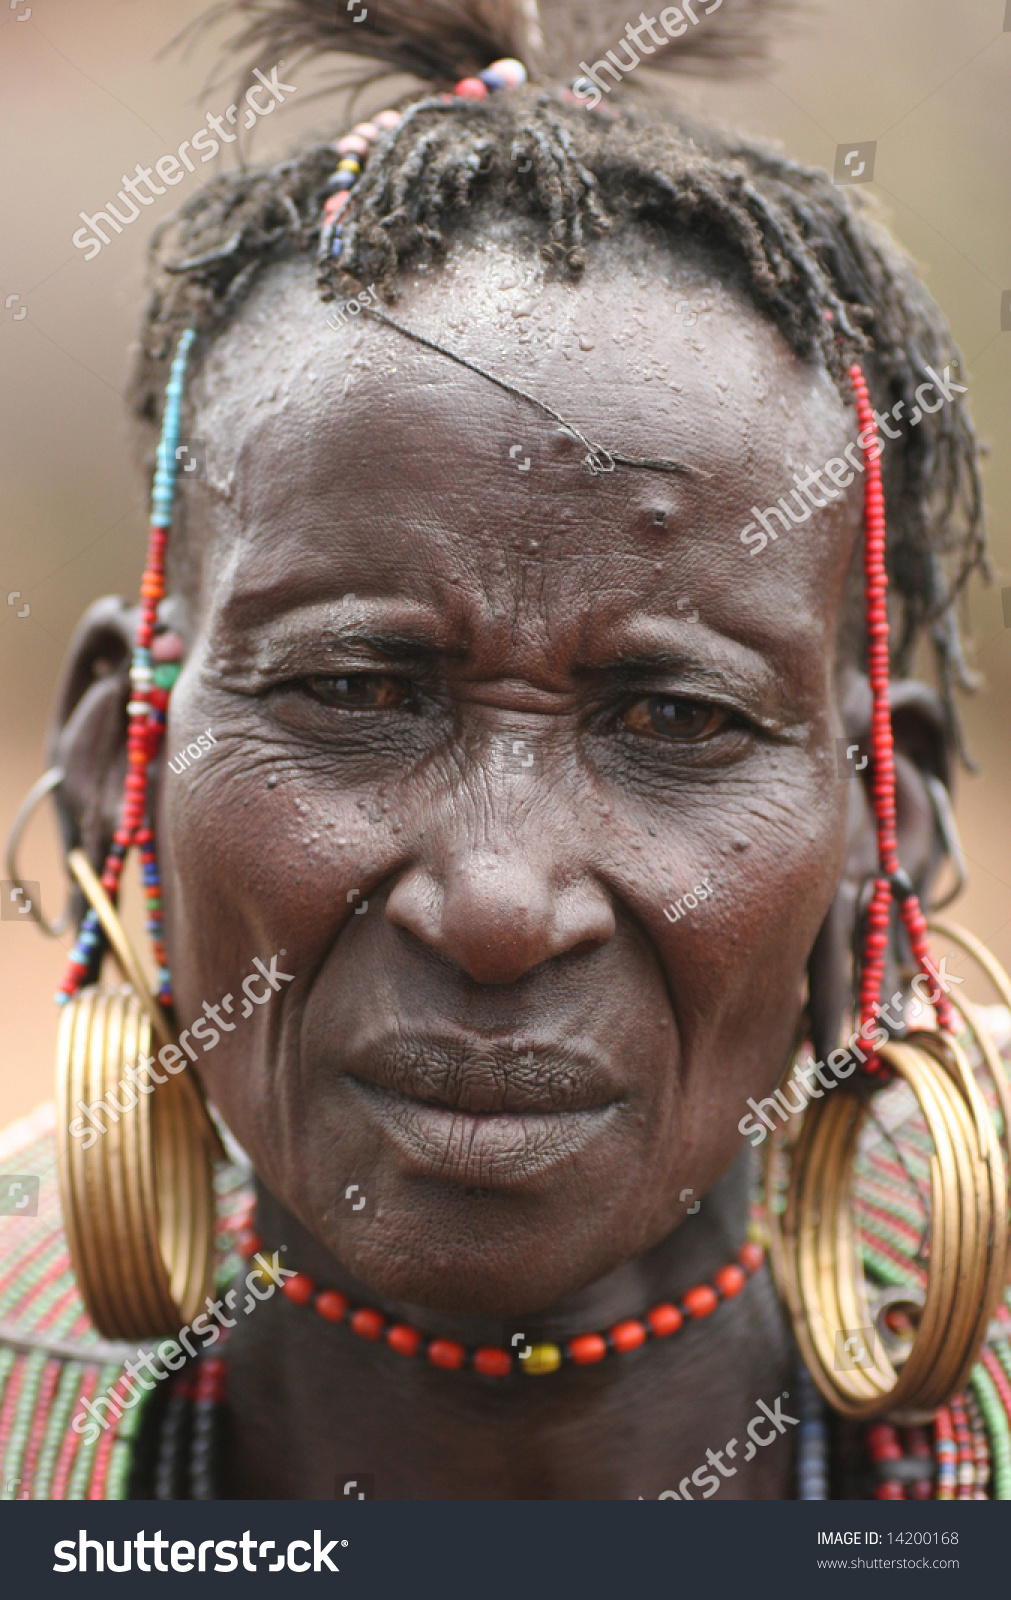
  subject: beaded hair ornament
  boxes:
[58,59,952,1071]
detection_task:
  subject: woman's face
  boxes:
[159,236,860,1316]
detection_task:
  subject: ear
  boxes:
[46,597,138,870]
[807,674,954,1062]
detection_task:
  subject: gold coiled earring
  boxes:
[766,928,1011,1419]
[55,848,223,1340]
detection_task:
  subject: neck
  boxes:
[222,1151,796,1499]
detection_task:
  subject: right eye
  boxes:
[621,695,732,743]
[301,674,410,710]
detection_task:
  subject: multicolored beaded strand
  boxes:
[188,1354,226,1502]
[865,1420,937,1500]
[973,1355,1011,1499]
[317,57,528,270]
[933,1407,958,1499]
[57,328,195,1010]
[866,1421,906,1500]
[904,1426,936,1501]
[962,1387,991,1500]
[946,1394,977,1500]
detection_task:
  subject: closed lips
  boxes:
[342,1035,622,1116]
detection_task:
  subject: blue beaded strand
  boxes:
[796,1362,829,1499]
[151,329,195,529]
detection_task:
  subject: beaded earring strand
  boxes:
[848,364,954,1063]
[57,328,196,1011]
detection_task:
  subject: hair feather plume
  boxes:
[207,0,792,90]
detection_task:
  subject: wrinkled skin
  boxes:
[53,229,949,1497]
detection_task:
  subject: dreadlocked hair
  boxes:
[131,0,986,760]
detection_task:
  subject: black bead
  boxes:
[889,868,916,902]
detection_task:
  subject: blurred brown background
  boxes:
[1,0,1008,1129]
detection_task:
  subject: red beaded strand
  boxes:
[849,365,954,1065]
[866,1421,905,1500]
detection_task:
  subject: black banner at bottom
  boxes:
[0,1499,1002,1596]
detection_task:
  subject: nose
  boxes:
[386,847,616,985]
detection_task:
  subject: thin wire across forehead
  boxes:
[359,302,706,480]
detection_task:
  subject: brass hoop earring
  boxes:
[929,918,1011,1255]
[766,941,1010,1419]
[56,848,223,1340]
[4,766,74,937]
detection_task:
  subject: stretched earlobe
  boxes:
[807,676,956,1062]
[46,596,138,870]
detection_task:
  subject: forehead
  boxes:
[185,236,858,659]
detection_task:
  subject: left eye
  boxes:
[621,696,730,741]
[303,674,408,709]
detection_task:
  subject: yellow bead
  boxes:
[337,157,362,173]
[521,1342,562,1376]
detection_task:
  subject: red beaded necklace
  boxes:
[236,1224,764,1377]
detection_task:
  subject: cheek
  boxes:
[625,740,846,1009]
[617,753,849,1187]
[155,698,407,1143]
[160,667,395,939]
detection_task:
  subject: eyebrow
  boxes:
[581,613,777,678]
[205,597,464,684]
[319,630,452,661]
[592,651,718,679]
[579,641,799,734]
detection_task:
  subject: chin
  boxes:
[319,1172,636,1320]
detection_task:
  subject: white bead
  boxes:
[488,58,527,88]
